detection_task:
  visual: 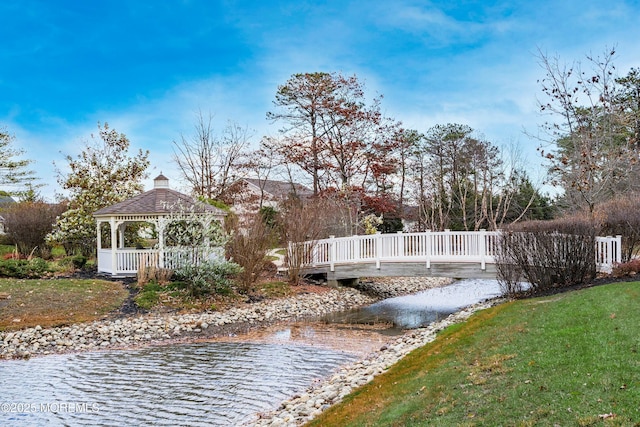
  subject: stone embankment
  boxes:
[248,300,498,427]
[0,277,449,360]
[353,276,451,298]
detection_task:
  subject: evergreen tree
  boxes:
[0,126,39,197]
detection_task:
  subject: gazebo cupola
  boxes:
[154,173,170,188]
[93,174,227,276]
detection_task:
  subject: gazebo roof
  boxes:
[93,175,227,217]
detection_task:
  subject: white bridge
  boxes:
[297,230,622,282]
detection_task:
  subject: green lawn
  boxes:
[309,282,640,426]
[0,244,15,256]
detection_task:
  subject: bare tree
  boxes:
[535,47,639,213]
[172,111,251,200]
[239,137,280,209]
[278,197,330,285]
[226,213,277,293]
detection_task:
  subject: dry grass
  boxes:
[0,278,128,331]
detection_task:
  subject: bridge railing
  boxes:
[299,230,621,273]
[595,235,622,273]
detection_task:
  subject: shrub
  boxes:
[226,213,277,293]
[594,195,640,262]
[137,266,173,287]
[258,206,279,230]
[0,257,51,278]
[56,255,88,273]
[2,201,67,258]
[0,234,13,246]
[612,259,640,277]
[57,256,74,271]
[72,255,87,269]
[173,259,242,297]
[496,217,597,296]
[136,254,173,287]
[3,251,19,260]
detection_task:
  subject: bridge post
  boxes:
[479,229,487,270]
[425,229,431,269]
[397,231,404,257]
[444,229,451,257]
[606,236,614,269]
[329,235,336,272]
[375,232,382,269]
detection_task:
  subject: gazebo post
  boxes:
[157,218,166,269]
[117,222,126,249]
[96,220,103,273]
[202,216,211,257]
[110,217,118,275]
[96,221,102,251]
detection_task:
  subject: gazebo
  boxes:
[93,174,227,276]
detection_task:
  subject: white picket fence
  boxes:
[294,230,622,274]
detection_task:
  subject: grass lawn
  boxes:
[309,282,640,426]
[0,244,16,257]
[0,278,128,331]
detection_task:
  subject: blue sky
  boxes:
[2,0,640,201]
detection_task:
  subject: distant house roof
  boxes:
[93,175,227,217]
[0,195,16,206]
[241,178,313,199]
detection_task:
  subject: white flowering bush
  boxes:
[47,123,149,256]
[362,213,383,235]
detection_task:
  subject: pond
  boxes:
[0,342,355,426]
[0,279,506,426]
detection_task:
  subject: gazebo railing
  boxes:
[97,247,224,276]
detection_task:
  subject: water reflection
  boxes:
[324,279,505,329]
[213,322,397,354]
[0,342,355,426]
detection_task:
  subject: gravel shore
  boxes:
[0,277,450,360]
